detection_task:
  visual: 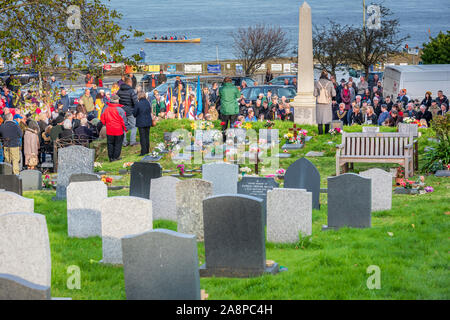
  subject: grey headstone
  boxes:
[225,128,247,144]
[284,158,321,210]
[360,168,393,212]
[129,162,162,199]
[305,151,324,157]
[202,162,238,195]
[398,123,418,137]
[122,229,200,300]
[0,175,22,195]
[237,176,279,224]
[259,129,279,144]
[101,197,153,265]
[0,274,50,300]
[0,191,34,214]
[56,146,95,199]
[19,170,42,191]
[69,173,101,184]
[0,162,13,175]
[200,194,279,278]
[150,176,179,221]
[176,179,213,241]
[325,174,371,230]
[141,155,162,162]
[0,213,51,287]
[435,170,450,177]
[362,126,380,133]
[67,181,108,238]
[281,143,304,150]
[330,120,344,130]
[267,188,312,243]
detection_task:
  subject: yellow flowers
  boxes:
[244,122,253,130]
[190,122,197,130]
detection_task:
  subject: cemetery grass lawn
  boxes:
[27,120,450,300]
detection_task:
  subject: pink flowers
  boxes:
[424,186,434,193]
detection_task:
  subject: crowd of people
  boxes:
[0,67,448,174]
[314,71,448,134]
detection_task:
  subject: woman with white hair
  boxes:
[59,119,74,140]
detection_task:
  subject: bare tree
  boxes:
[345,3,409,77]
[313,21,350,77]
[232,25,289,76]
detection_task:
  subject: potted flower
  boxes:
[240,167,252,177]
[276,168,286,179]
[177,164,185,176]
[42,174,55,189]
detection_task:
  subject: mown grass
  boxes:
[26,120,450,300]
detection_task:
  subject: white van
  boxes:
[383,64,450,100]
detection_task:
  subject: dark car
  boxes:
[240,85,297,104]
[0,68,39,85]
[270,75,297,86]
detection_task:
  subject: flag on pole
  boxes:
[196,76,203,116]
[185,85,190,118]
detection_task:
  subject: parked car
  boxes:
[269,75,297,86]
[0,68,39,86]
[141,73,185,92]
[240,85,297,104]
[231,76,256,87]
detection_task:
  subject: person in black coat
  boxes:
[133,92,153,156]
[416,105,433,127]
[117,76,139,146]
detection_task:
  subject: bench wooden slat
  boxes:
[352,137,355,156]
[399,138,404,156]
[389,137,393,156]
[375,137,379,156]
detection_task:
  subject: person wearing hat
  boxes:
[100,94,128,162]
[50,114,65,143]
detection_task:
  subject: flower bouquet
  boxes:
[240,167,252,177]
[264,120,275,129]
[329,128,343,135]
[177,164,185,176]
[42,174,55,189]
[276,168,286,180]
[101,175,113,186]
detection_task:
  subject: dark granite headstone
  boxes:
[19,170,42,191]
[122,229,200,300]
[0,163,13,175]
[129,162,162,199]
[237,177,279,224]
[284,158,321,210]
[324,173,372,230]
[69,173,101,184]
[0,273,50,300]
[0,175,22,195]
[200,194,279,278]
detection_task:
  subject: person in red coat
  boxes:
[100,95,128,161]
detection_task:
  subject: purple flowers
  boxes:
[424,186,434,193]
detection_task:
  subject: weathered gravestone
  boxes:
[19,170,42,191]
[0,191,34,214]
[69,173,101,184]
[259,129,279,144]
[362,126,380,133]
[67,181,108,238]
[0,273,50,300]
[323,173,372,230]
[237,176,279,224]
[101,197,153,265]
[122,229,200,300]
[0,162,13,175]
[150,176,179,221]
[360,168,392,212]
[200,194,279,278]
[176,179,213,242]
[330,120,344,131]
[267,188,312,243]
[398,123,419,137]
[202,162,238,195]
[56,146,95,200]
[0,175,22,195]
[129,162,162,199]
[0,213,51,287]
[284,158,320,210]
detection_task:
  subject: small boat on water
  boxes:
[144,38,201,43]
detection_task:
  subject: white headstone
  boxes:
[202,162,238,195]
[0,191,34,214]
[67,181,108,238]
[101,197,153,265]
[360,168,392,212]
[267,188,312,243]
[0,213,51,287]
[150,176,179,221]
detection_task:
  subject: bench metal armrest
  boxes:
[405,143,414,149]
[336,144,344,149]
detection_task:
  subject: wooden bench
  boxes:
[336,132,415,178]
